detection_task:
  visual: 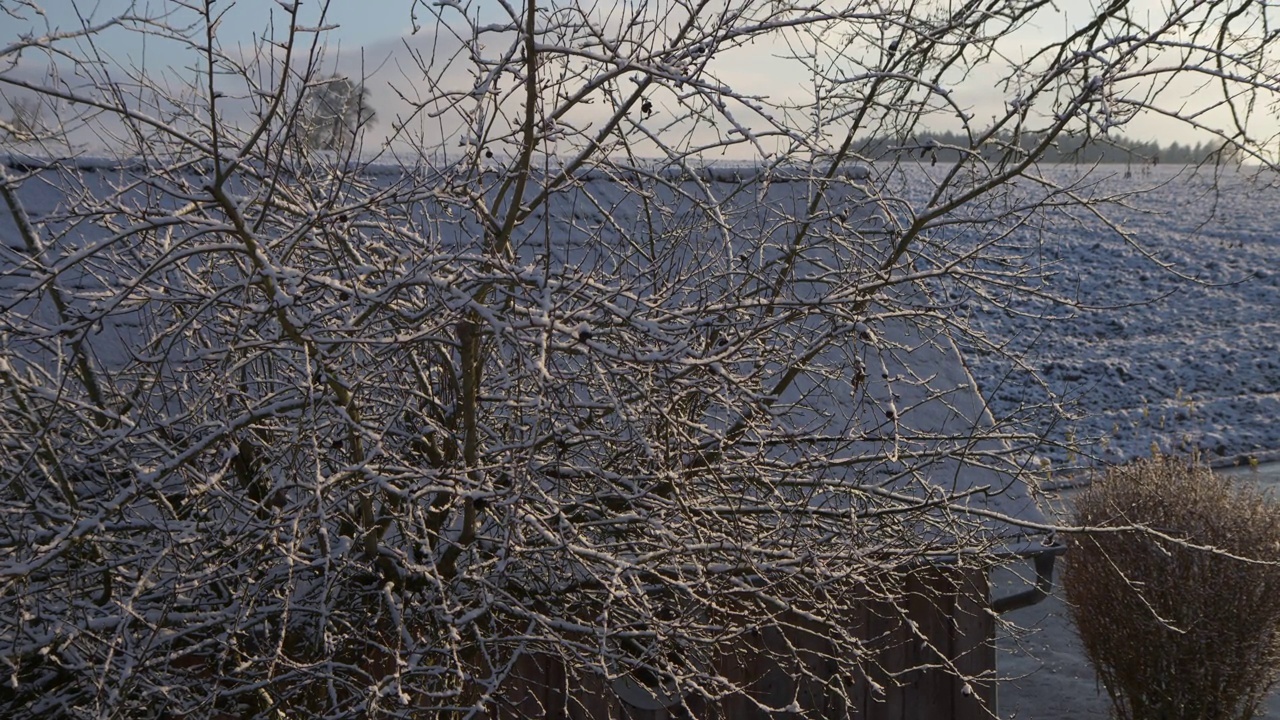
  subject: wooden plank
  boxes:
[905,569,956,720]
[755,622,800,715]
[900,575,926,719]
[952,566,996,720]
[880,601,908,720]
[863,579,908,720]
[843,596,871,718]
[712,626,757,720]
[795,609,846,717]
[489,650,551,719]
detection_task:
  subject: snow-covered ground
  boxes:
[6,159,1273,468]
[951,165,1280,469]
[996,566,1114,720]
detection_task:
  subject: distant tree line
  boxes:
[857,130,1236,165]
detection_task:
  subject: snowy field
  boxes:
[5,159,1274,469]
[949,165,1280,469]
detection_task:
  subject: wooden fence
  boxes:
[489,566,996,719]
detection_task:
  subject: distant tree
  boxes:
[0,96,44,141]
[299,75,376,153]
[908,130,1220,165]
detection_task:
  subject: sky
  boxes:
[7,0,415,53]
[4,0,1278,160]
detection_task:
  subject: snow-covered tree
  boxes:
[0,97,41,141]
[2,0,1278,717]
[299,75,376,154]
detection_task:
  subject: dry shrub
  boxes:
[1062,455,1280,720]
